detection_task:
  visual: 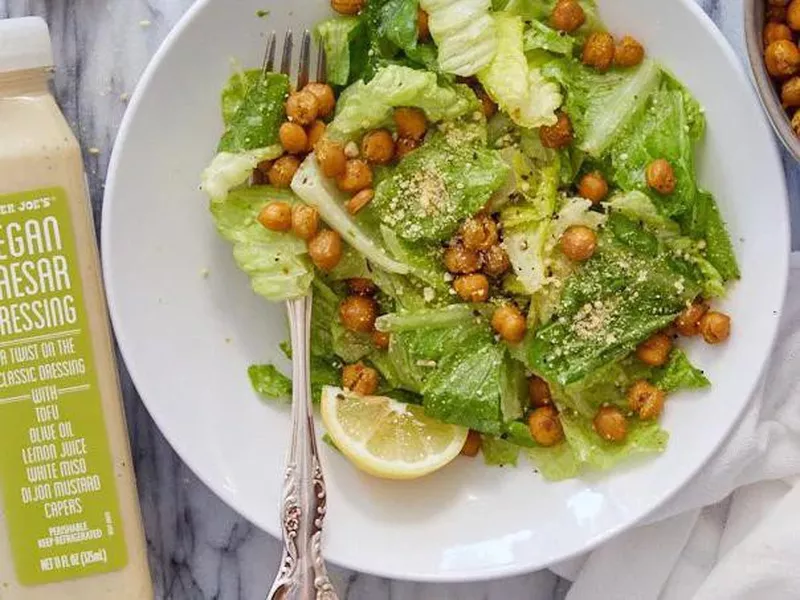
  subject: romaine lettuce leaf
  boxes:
[544,57,661,156]
[605,191,680,238]
[291,155,410,274]
[201,146,283,202]
[523,20,575,56]
[526,215,704,385]
[685,190,740,282]
[315,17,366,86]
[374,0,421,55]
[481,435,520,466]
[420,0,498,76]
[248,364,292,401]
[560,410,668,471]
[218,71,289,153]
[526,442,581,480]
[653,349,710,392]
[327,65,477,140]
[478,14,562,128]
[210,186,314,301]
[372,132,509,242]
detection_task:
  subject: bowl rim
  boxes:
[101,0,790,582]
[744,0,800,162]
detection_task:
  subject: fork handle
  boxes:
[268,294,338,600]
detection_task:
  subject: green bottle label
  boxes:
[0,187,128,585]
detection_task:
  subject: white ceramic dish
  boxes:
[102,0,789,581]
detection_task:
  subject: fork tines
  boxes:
[262,30,325,87]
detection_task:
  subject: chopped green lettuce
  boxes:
[291,156,411,274]
[654,348,710,393]
[372,132,509,242]
[685,190,740,281]
[315,17,366,86]
[481,436,520,466]
[327,65,478,140]
[375,304,485,332]
[218,71,289,153]
[201,146,284,202]
[478,14,562,128]
[209,186,314,301]
[248,364,292,401]
[526,442,581,480]
[523,20,575,56]
[374,0,421,55]
[560,411,668,471]
[544,57,661,156]
[527,215,704,385]
[420,0,498,76]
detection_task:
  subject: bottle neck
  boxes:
[0,67,52,97]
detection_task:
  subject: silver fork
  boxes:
[265,31,338,600]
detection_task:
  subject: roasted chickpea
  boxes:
[460,430,482,457]
[789,0,800,30]
[628,380,666,420]
[372,330,391,350]
[255,159,273,178]
[307,229,342,272]
[339,295,378,333]
[331,0,363,15]
[342,362,379,395]
[768,3,788,22]
[348,278,377,296]
[539,112,573,149]
[582,32,615,71]
[361,129,395,164]
[491,304,527,343]
[475,86,498,119]
[646,158,677,195]
[306,120,326,151]
[528,406,564,447]
[443,243,481,274]
[614,35,645,67]
[453,274,490,303]
[346,188,375,214]
[577,171,609,204]
[765,39,800,78]
[315,138,347,178]
[395,137,420,159]
[417,7,430,40]
[290,204,319,241]
[268,155,301,188]
[793,108,800,135]
[483,245,511,278]
[782,77,800,107]
[636,332,672,367]
[286,90,319,126]
[460,214,499,251]
[699,311,731,344]
[394,107,428,141]
[336,159,373,194]
[279,122,308,155]
[593,406,627,443]
[304,82,336,118]
[550,0,585,33]
[257,201,292,232]
[560,225,597,261]
[529,376,552,408]
[765,22,793,47]
[675,301,709,336]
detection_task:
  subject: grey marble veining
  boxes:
[0,1,795,598]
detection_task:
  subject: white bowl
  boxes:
[102,0,789,581]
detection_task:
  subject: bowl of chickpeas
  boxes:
[745,0,800,160]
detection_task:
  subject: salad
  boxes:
[200,0,738,481]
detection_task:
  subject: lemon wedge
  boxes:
[320,386,469,480]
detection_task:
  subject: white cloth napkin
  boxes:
[551,253,800,600]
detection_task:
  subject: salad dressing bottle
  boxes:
[0,17,152,598]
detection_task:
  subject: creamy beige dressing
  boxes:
[0,69,152,598]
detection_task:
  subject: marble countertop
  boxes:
[0,1,797,598]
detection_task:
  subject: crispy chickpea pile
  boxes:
[762,1,800,134]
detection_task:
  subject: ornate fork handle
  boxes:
[268,294,338,600]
